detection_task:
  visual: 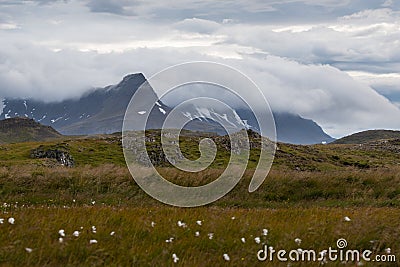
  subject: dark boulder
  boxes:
[30,146,74,167]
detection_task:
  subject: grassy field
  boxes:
[0,136,400,266]
[1,206,399,266]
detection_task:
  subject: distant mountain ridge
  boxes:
[0,73,334,144]
[0,117,61,143]
[333,130,400,144]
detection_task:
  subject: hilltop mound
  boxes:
[0,117,61,143]
[333,130,400,144]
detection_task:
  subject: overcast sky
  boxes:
[0,0,399,137]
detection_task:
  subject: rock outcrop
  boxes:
[30,146,74,167]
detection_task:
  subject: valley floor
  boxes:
[1,137,400,266]
[1,206,399,266]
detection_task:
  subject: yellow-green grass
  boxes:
[1,165,400,208]
[0,206,399,266]
[1,136,400,266]
[1,134,399,170]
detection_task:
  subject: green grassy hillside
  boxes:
[1,130,400,208]
[0,117,62,144]
[1,132,399,266]
[333,129,400,144]
[1,130,398,170]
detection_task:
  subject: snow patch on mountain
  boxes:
[38,115,47,122]
[158,107,166,115]
[195,107,212,119]
[0,99,4,115]
[5,110,11,119]
[51,116,63,123]
[212,112,238,128]
[241,119,252,129]
[181,105,250,130]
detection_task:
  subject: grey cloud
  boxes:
[77,0,395,24]
[0,0,67,6]
[0,0,400,137]
[174,18,220,34]
[228,55,400,137]
[86,0,127,15]
[1,37,399,137]
[219,7,400,74]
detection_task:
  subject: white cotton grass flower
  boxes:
[91,226,97,233]
[254,237,261,244]
[385,248,391,254]
[295,238,302,245]
[73,231,79,237]
[172,253,179,263]
[177,221,187,228]
[195,231,200,237]
[151,221,156,227]
[241,237,246,243]
[89,239,98,244]
[166,237,174,243]
[344,216,351,222]
[208,233,214,240]
[196,220,202,226]
[8,217,15,224]
[91,200,95,205]
[58,237,64,243]
[223,253,230,261]
[262,229,268,236]
[58,229,66,237]
[0,218,4,224]
[25,248,33,253]
[231,216,235,220]
[110,231,115,236]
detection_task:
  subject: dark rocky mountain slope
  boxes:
[0,74,334,144]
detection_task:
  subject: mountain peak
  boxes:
[120,73,146,84]
[110,73,147,93]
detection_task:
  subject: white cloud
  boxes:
[174,18,220,34]
[347,71,400,92]
[0,22,19,30]
[339,8,396,22]
[225,56,400,137]
[382,0,394,8]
